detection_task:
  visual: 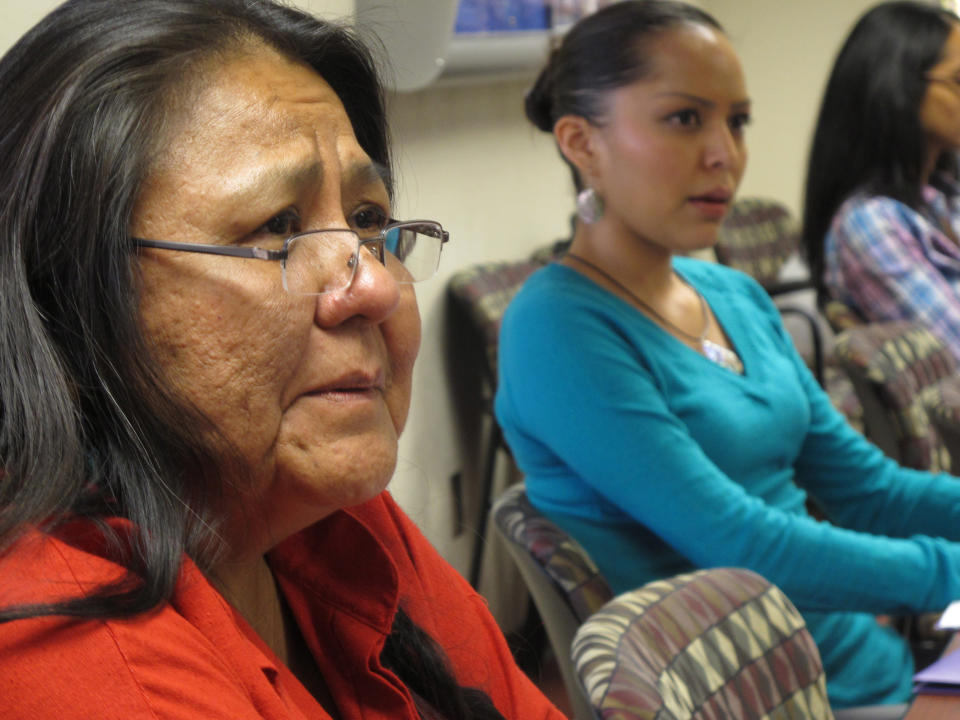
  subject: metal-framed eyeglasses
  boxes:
[132,219,449,295]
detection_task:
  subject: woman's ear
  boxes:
[554,114,599,186]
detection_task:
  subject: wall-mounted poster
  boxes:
[454,0,616,35]
[455,0,549,32]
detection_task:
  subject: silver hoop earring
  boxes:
[576,187,604,224]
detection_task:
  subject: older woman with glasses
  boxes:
[0,2,562,719]
[804,1,960,355]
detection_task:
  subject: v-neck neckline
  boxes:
[674,264,749,378]
[557,261,750,378]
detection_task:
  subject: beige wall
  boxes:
[0,1,62,48]
[710,0,873,214]
[387,78,573,605]
[296,0,353,18]
[0,2,878,610]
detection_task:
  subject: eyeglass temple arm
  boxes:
[132,237,286,261]
[385,219,449,244]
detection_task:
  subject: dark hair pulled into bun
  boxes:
[524,47,560,132]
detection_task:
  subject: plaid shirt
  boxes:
[824,180,960,361]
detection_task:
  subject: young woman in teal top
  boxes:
[496,1,960,712]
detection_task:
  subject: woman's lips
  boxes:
[307,370,385,401]
[312,387,380,403]
[688,191,732,220]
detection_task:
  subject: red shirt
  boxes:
[0,492,565,720]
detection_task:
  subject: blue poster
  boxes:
[454,0,551,33]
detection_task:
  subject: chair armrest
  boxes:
[765,278,815,296]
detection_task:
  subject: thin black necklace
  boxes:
[564,252,709,345]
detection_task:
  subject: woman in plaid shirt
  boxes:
[804,1,960,357]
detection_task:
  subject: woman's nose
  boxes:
[314,246,400,327]
[703,124,743,171]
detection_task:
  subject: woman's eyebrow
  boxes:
[222,159,324,207]
[343,160,390,190]
[655,91,716,107]
[219,158,388,213]
[653,92,752,110]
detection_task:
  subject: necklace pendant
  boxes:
[702,338,744,374]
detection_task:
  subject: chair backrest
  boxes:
[572,567,834,720]
[924,374,960,471]
[714,197,801,290]
[822,298,865,334]
[447,259,545,392]
[446,239,572,391]
[832,320,957,471]
[492,483,613,720]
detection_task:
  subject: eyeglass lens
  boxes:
[283,230,358,295]
[384,224,442,284]
[283,223,443,295]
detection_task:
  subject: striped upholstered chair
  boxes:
[832,320,958,472]
[571,567,834,720]
[714,197,803,292]
[492,483,613,720]
[926,374,960,468]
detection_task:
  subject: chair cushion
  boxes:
[925,374,960,426]
[822,299,863,334]
[493,484,612,620]
[714,198,800,289]
[446,241,568,383]
[924,374,960,471]
[833,321,956,471]
[823,363,864,435]
[572,568,833,720]
[447,260,543,382]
